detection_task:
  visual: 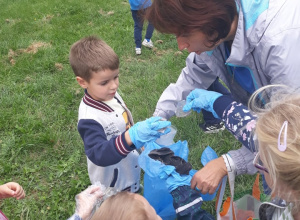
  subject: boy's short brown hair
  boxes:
[91,192,152,220]
[69,36,119,82]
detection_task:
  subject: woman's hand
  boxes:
[190,157,227,194]
[183,89,222,118]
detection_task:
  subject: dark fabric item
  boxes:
[203,78,232,124]
[131,9,154,48]
[171,186,215,220]
[148,147,192,175]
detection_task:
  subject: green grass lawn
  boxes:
[0,0,256,219]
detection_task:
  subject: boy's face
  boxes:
[76,69,119,102]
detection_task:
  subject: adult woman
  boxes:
[183,86,300,219]
[147,0,300,191]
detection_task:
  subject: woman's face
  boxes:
[176,31,223,55]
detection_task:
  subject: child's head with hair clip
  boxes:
[90,191,162,220]
[249,85,300,213]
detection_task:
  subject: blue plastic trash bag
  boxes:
[199,146,220,201]
[139,140,189,220]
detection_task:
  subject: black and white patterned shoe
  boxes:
[199,122,225,134]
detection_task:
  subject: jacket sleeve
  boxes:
[218,101,258,175]
[221,101,257,152]
[213,97,258,175]
[260,24,300,89]
[78,119,136,166]
[228,146,257,175]
[153,53,218,119]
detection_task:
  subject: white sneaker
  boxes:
[135,48,141,55]
[142,39,153,48]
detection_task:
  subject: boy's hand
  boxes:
[0,182,25,200]
[128,117,171,149]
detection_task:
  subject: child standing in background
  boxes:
[69,36,170,193]
[129,0,154,55]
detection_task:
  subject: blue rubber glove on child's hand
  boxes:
[183,89,222,119]
[129,117,171,149]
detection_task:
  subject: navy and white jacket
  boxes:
[77,90,140,193]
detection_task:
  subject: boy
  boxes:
[69,36,170,193]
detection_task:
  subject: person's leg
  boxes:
[145,22,154,41]
[200,78,232,133]
[131,10,143,53]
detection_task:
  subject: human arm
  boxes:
[0,182,25,200]
[187,94,258,193]
[183,89,257,151]
[78,119,136,166]
[68,185,104,220]
[153,53,218,119]
[78,117,170,166]
[190,145,257,194]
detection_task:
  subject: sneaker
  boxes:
[142,39,153,48]
[199,122,225,134]
[135,47,141,55]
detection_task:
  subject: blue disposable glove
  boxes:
[158,165,195,192]
[183,89,222,119]
[129,116,171,149]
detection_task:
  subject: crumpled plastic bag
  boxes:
[139,140,189,177]
[139,140,189,220]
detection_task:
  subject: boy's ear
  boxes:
[76,76,88,89]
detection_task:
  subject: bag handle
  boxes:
[215,154,237,220]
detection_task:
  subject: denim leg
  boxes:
[202,78,232,124]
[145,22,154,40]
[131,10,143,48]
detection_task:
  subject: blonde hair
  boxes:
[249,85,300,211]
[90,192,152,220]
[69,36,119,82]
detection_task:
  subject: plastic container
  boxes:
[175,100,191,117]
[156,125,177,146]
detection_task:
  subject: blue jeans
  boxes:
[202,78,232,124]
[131,9,154,48]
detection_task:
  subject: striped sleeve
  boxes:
[78,119,135,166]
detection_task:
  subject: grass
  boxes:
[0,0,256,219]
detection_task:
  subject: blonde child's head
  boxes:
[249,85,300,210]
[90,191,162,220]
[69,36,119,82]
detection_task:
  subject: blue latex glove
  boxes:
[158,165,195,192]
[129,116,171,149]
[183,89,222,119]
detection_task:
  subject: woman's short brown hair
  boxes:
[69,36,119,82]
[145,0,237,45]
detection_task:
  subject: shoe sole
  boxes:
[203,126,225,134]
[142,43,153,49]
